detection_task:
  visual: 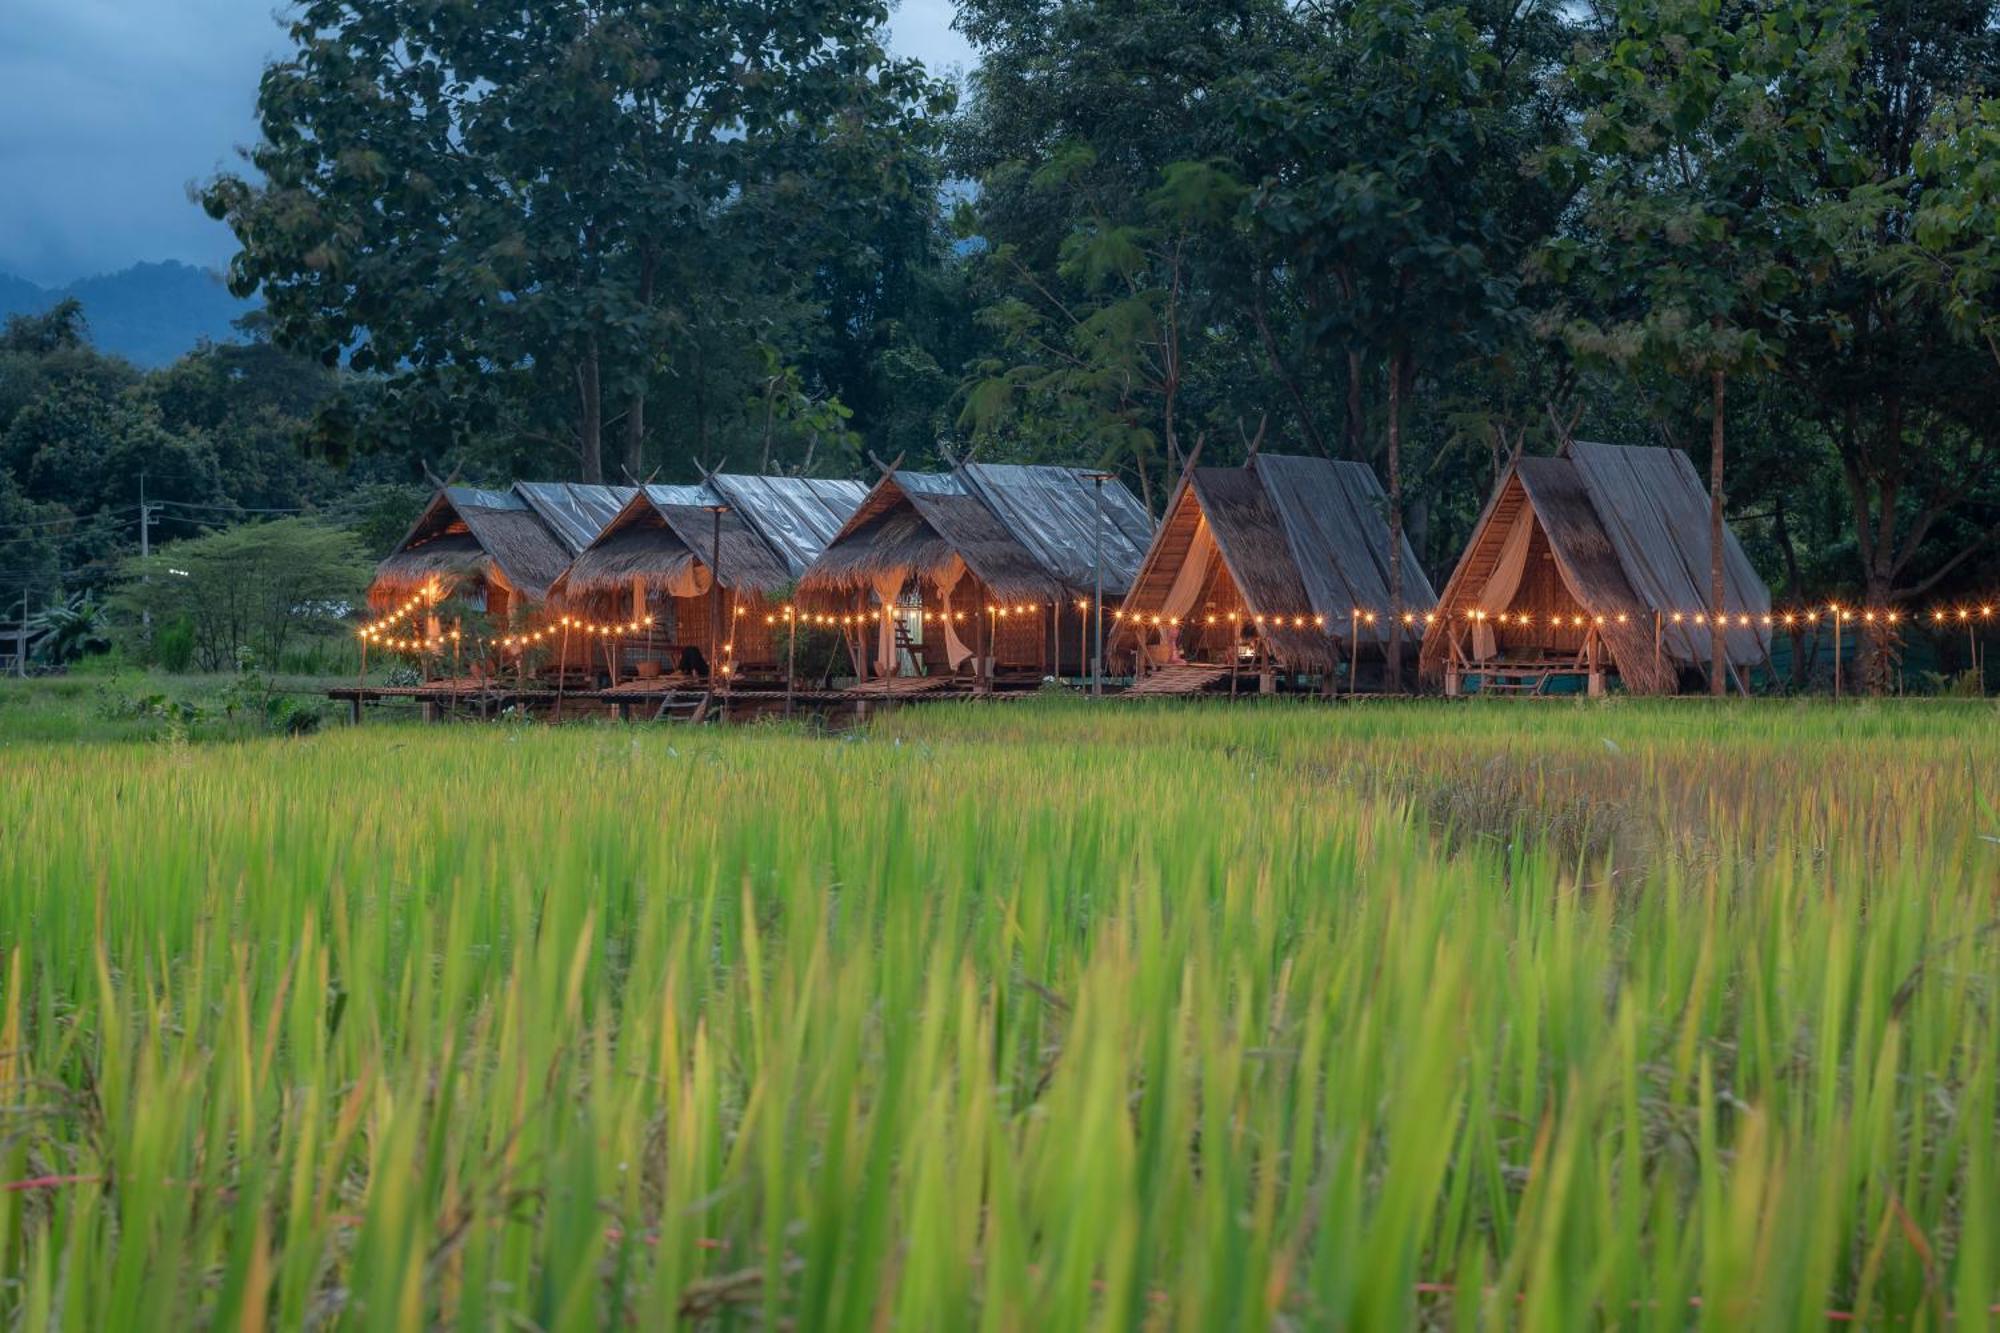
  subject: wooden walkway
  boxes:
[841,676,961,699]
[1122,665,1231,697]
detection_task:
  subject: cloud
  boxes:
[0,0,286,285]
[0,0,976,287]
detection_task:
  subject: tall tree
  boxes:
[1243,0,1549,688]
[203,0,951,482]
[1550,0,1864,693]
[951,0,1290,502]
[1780,6,2000,688]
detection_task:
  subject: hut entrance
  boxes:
[1430,477,1610,696]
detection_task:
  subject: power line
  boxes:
[154,499,308,515]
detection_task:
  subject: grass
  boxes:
[0,697,1997,1328]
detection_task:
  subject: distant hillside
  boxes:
[0,261,258,368]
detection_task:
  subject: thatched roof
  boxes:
[370,486,575,607]
[1420,441,1770,691]
[1115,454,1437,666]
[551,475,866,601]
[797,465,1152,605]
[797,471,1052,603]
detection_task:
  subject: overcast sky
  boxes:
[0,0,974,287]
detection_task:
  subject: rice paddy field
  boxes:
[2,698,1998,1330]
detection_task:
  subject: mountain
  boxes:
[0,261,258,368]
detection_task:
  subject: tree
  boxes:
[112,519,373,671]
[1772,2,2000,688]
[952,0,1292,502]
[202,0,952,482]
[1243,0,1542,688]
[1550,0,1864,693]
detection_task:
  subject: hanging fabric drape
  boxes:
[935,559,974,670]
[1160,517,1216,623]
[1473,510,1535,659]
[872,572,904,676]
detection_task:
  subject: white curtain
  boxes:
[1473,510,1535,660]
[935,560,974,670]
[872,572,904,676]
[1160,517,1216,622]
[662,564,710,599]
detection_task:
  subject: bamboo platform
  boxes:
[841,676,961,699]
[1122,665,1232,697]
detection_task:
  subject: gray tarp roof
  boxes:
[1565,441,1771,663]
[1248,455,1438,642]
[799,464,1154,603]
[553,476,868,598]
[709,475,869,576]
[513,482,638,555]
[957,463,1154,594]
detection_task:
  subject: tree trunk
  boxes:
[625,244,656,481]
[624,394,645,481]
[1385,351,1407,694]
[1708,365,1726,697]
[1774,503,1809,693]
[1346,348,1367,461]
[1250,280,1329,456]
[578,340,604,484]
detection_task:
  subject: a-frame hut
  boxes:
[795,463,1154,683]
[1419,440,1772,695]
[547,475,866,682]
[1113,453,1437,689]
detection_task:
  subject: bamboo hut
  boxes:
[1113,454,1437,690]
[1420,441,1772,695]
[795,464,1153,684]
[547,476,866,683]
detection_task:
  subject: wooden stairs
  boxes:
[1123,664,1231,697]
[653,690,715,724]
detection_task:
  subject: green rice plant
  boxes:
[0,699,1994,1328]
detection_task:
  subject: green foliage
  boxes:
[1911,97,2000,364]
[202,0,955,482]
[109,518,372,672]
[1548,0,1866,379]
[26,592,110,665]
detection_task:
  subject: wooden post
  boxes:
[786,607,798,717]
[1054,601,1063,685]
[1654,611,1663,687]
[349,694,363,726]
[979,601,992,694]
[1230,616,1241,700]
[555,619,571,721]
[1587,626,1604,698]
[1833,610,1843,700]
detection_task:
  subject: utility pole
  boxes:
[139,473,159,627]
[1085,471,1113,697]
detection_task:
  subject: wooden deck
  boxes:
[1122,665,1232,697]
[841,676,961,699]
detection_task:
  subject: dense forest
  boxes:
[5,0,2000,688]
